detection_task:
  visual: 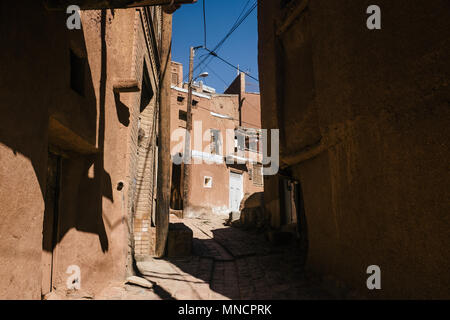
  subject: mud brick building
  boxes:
[169,62,263,218]
[0,0,194,300]
[258,0,450,298]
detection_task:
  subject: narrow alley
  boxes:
[0,0,449,303]
[93,215,338,300]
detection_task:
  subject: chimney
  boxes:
[240,72,246,95]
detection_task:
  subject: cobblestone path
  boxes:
[96,216,339,300]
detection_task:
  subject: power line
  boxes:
[205,65,230,90]
[235,0,252,25]
[189,102,260,128]
[179,1,257,87]
[196,1,255,70]
[176,1,258,90]
[194,1,257,79]
[210,2,257,57]
[202,0,207,48]
[204,48,259,82]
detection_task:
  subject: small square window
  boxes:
[192,99,199,106]
[179,110,187,121]
[177,96,185,103]
[203,176,212,188]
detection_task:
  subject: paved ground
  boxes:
[96,215,342,300]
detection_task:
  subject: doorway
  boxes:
[170,160,183,210]
[41,151,62,296]
[280,176,308,265]
[229,171,243,212]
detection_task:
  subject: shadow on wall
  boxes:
[114,92,131,127]
[240,191,264,210]
[0,3,113,252]
[238,192,265,228]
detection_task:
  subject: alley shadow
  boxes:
[114,92,130,127]
[138,219,312,300]
[0,4,113,254]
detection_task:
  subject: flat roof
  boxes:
[171,86,212,100]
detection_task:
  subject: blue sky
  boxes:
[172,0,259,93]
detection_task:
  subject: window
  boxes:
[203,176,212,188]
[172,72,178,85]
[235,132,245,151]
[178,110,187,121]
[235,130,260,153]
[177,95,185,103]
[192,99,199,107]
[70,49,85,96]
[248,136,259,152]
[210,129,221,155]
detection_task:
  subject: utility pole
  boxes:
[182,46,208,217]
[182,46,195,217]
[154,9,173,258]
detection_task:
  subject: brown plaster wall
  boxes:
[125,7,161,258]
[0,3,164,298]
[225,73,262,129]
[169,80,263,217]
[258,0,450,298]
[170,61,183,86]
[241,92,261,129]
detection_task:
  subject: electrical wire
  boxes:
[193,1,257,80]
[204,48,259,82]
[202,0,207,48]
[177,1,257,87]
[206,65,230,89]
[195,0,251,62]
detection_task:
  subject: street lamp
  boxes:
[182,47,209,217]
[197,72,209,79]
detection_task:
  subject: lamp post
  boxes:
[182,46,208,217]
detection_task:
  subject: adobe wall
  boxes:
[0,2,105,299]
[0,3,159,298]
[241,92,262,129]
[170,61,183,87]
[189,93,238,217]
[225,73,262,129]
[258,0,450,298]
[126,8,161,258]
[170,85,264,217]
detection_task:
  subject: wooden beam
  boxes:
[112,79,140,93]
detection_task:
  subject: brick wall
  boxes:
[171,61,183,87]
[126,8,162,257]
